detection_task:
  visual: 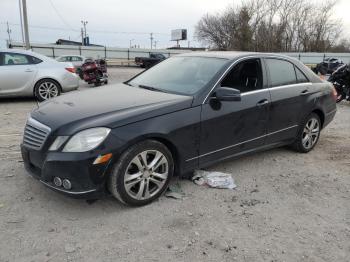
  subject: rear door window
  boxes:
[57,57,67,62]
[72,56,83,61]
[266,59,297,87]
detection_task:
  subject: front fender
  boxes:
[108,106,202,174]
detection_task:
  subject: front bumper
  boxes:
[21,145,112,199]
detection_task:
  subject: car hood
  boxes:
[31,83,193,135]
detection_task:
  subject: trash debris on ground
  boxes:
[192,170,237,190]
[165,181,185,200]
[64,243,76,253]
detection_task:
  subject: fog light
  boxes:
[62,179,72,190]
[53,177,62,187]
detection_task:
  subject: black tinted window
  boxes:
[0,53,4,66]
[221,59,263,93]
[295,66,309,83]
[72,56,83,61]
[29,56,42,64]
[266,59,297,87]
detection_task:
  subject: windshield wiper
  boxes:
[138,85,166,93]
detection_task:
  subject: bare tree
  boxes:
[195,0,344,52]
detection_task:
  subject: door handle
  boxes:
[25,69,33,72]
[256,99,269,107]
[300,90,309,96]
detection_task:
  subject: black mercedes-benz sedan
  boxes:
[21,52,337,206]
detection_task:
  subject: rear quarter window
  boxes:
[295,66,309,83]
[29,56,43,64]
[266,59,297,87]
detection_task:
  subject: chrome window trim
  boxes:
[267,82,313,91]
[239,82,313,97]
[185,125,298,162]
[202,55,313,103]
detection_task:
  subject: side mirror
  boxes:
[214,87,241,102]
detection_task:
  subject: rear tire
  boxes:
[291,113,321,153]
[108,140,174,206]
[34,79,61,102]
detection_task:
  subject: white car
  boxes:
[0,49,79,101]
[56,55,93,77]
[56,55,90,67]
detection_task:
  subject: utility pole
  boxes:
[81,20,88,45]
[150,33,154,49]
[6,22,12,44]
[18,0,25,46]
[129,39,134,48]
[81,27,84,45]
[22,0,30,49]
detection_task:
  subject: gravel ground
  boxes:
[0,67,349,262]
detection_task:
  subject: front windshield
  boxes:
[129,56,228,95]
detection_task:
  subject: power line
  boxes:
[48,0,75,31]
[1,22,170,36]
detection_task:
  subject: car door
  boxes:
[0,52,38,95]
[199,58,271,167]
[264,58,312,144]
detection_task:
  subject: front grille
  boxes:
[23,118,51,150]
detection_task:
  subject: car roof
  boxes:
[57,55,85,57]
[177,51,293,61]
[0,49,61,63]
[0,48,36,55]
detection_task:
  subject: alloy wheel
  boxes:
[38,82,59,100]
[124,150,169,200]
[302,118,320,150]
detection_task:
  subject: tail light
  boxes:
[331,85,338,101]
[65,67,76,74]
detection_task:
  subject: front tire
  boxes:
[292,113,321,153]
[34,79,61,102]
[108,140,174,206]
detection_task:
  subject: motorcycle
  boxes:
[314,58,344,75]
[328,64,350,103]
[81,59,108,87]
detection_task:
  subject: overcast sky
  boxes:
[1,0,350,49]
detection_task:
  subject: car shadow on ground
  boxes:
[23,146,296,213]
[0,97,37,103]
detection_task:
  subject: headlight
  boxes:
[49,136,69,151]
[62,127,111,153]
